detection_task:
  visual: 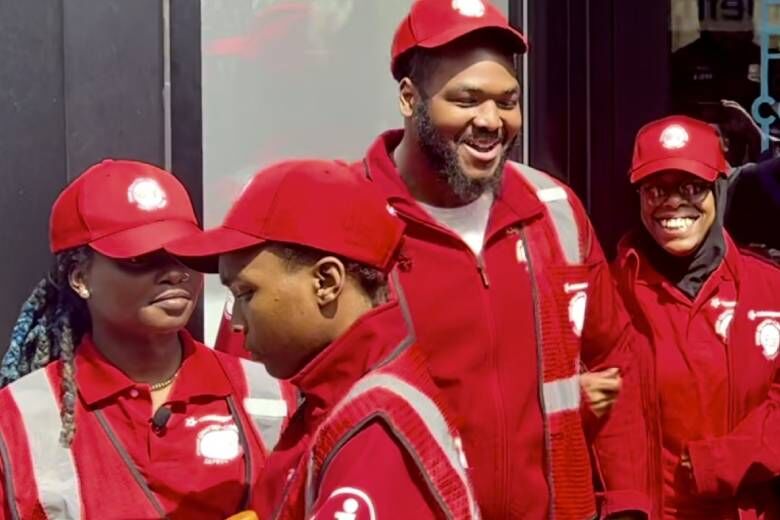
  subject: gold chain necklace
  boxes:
[149,370,179,392]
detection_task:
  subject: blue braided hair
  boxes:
[1,247,92,446]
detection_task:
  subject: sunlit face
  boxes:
[638,171,717,256]
[408,44,522,200]
[77,250,202,336]
[219,247,325,379]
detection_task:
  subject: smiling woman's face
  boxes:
[639,171,716,257]
[71,250,202,336]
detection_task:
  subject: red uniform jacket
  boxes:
[351,130,651,519]
[0,331,287,519]
[613,232,780,520]
[258,301,479,520]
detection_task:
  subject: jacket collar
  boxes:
[616,230,740,302]
[288,301,412,424]
[361,130,545,239]
[76,330,233,407]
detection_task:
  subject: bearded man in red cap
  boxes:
[348,1,653,518]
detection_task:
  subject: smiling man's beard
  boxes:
[414,100,514,202]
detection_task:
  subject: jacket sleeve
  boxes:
[578,213,654,519]
[687,363,780,497]
[311,420,443,520]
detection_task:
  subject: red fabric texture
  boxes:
[355,130,652,519]
[257,302,474,519]
[0,332,269,519]
[614,232,780,520]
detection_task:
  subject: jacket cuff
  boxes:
[688,439,720,496]
[599,490,651,519]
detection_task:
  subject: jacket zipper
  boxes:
[726,303,736,432]
[476,255,490,287]
[391,204,493,288]
[394,205,511,515]
[520,228,556,520]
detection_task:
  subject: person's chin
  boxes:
[457,152,502,181]
[658,237,701,257]
[650,219,706,257]
[139,308,193,333]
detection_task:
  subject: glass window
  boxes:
[671,0,780,163]
[200,0,512,344]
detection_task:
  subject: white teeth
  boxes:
[467,142,498,152]
[659,217,696,231]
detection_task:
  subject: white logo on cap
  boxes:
[659,124,690,150]
[452,0,486,17]
[128,178,168,211]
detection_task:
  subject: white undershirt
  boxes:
[418,193,494,256]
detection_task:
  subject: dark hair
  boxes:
[268,243,389,307]
[394,47,440,95]
[1,247,93,447]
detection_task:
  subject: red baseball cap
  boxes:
[50,159,200,258]
[391,0,528,80]
[629,115,730,184]
[165,160,406,273]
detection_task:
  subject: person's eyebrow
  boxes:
[451,85,520,96]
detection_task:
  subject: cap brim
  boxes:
[418,24,528,54]
[89,220,201,260]
[164,227,266,273]
[630,157,722,184]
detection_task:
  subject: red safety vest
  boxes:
[271,347,481,520]
[507,162,597,520]
[0,347,286,519]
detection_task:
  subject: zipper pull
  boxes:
[477,259,490,288]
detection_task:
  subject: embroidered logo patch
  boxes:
[755,319,780,360]
[715,309,735,341]
[564,282,589,337]
[659,124,689,150]
[452,0,486,17]
[196,423,241,464]
[315,487,376,520]
[127,178,167,211]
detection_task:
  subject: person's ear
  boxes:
[399,78,420,118]
[311,256,346,307]
[68,264,91,300]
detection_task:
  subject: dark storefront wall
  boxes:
[0,0,203,351]
[521,0,672,256]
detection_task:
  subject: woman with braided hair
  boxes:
[0,159,288,519]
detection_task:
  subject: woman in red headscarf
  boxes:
[613,116,780,519]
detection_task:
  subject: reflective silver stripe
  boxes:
[543,375,581,414]
[9,370,81,519]
[306,373,480,519]
[239,358,287,450]
[510,161,583,264]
